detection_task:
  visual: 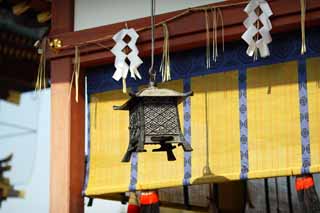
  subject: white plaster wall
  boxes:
[0,90,50,213]
[74,0,225,31]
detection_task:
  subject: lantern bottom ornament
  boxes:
[114,86,193,162]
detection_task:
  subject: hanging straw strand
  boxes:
[35,39,47,91]
[210,7,225,63]
[211,8,218,62]
[300,0,307,55]
[160,23,171,82]
[205,9,210,69]
[214,8,218,60]
[69,46,80,103]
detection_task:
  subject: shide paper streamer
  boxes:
[111,28,143,93]
[242,0,273,60]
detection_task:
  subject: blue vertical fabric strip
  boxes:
[298,59,311,174]
[238,68,249,180]
[129,152,138,191]
[83,94,91,195]
[129,87,138,191]
[183,79,192,185]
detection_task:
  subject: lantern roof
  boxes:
[114,86,193,110]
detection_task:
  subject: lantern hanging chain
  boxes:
[149,0,156,86]
[54,1,248,52]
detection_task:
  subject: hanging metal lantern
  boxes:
[114,87,193,162]
[114,0,193,162]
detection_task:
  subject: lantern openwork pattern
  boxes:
[114,87,193,162]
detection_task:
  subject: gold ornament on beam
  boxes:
[49,38,62,50]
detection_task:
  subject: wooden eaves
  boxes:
[48,0,320,68]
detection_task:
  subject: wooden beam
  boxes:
[47,0,320,67]
[78,8,320,68]
[50,1,84,213]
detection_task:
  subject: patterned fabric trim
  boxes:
[238,68,249,179]
[298,59,311,174]
[183,79,192,185]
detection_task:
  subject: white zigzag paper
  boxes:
[111,28,143,81]
[241,0,273,58]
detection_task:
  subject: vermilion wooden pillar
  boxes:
[50,1,85,213]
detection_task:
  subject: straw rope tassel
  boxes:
[160,23,171,82]
[205,9,210,69]
[212,8,218,62]
[211,8,225,63]
[300,0,307,55]
[69,46,80,103]
[122,78,127,93]
[35,39,47,91]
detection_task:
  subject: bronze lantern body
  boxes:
[114,86,193,162]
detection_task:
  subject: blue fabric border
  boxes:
[83,93,91,195]
[238,68,249,180]
[298,59,311,174]
[183,79,192,185]
[87,29,320,94]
